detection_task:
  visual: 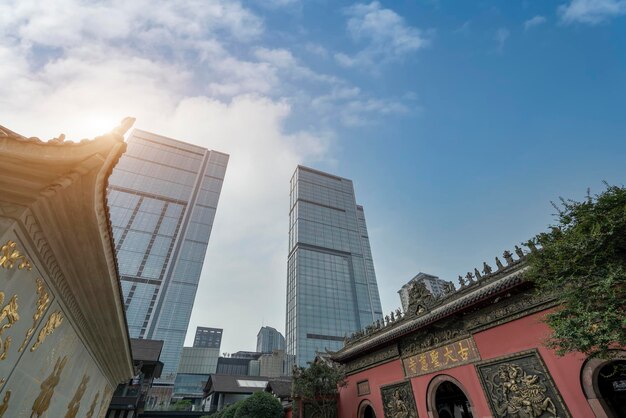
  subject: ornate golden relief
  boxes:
[476,351,571,417]
[86,391,99,418]
[97,385,111,418]
[19,278,50,352]
[31,355,68,418]
[0,240,32,271]
[0,293,19,361]
[65,373,90,418]
[0,390,10,417]
[30,310,63,352]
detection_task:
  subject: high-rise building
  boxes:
[398,272,454,312]
[256,326,286,353]
[286,166,383,367]
[108,129,228,388]
[194,326,223,348]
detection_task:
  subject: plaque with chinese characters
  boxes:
[402,337,480,377]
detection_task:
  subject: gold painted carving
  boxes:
[0,293,19,360]
[97,385,111,418]
[65,373,90,418]
[30,310,63,352]
[31,355,68,418]
[86,391,99,418]
[490,364,557,417]
[0,390,10,417]
[0,240,32,271]
[19,278,50,352]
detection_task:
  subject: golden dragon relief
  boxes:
[0,293,19,360]
[30,311,63,352]
[19,278,50,352]
[0,240,32,271]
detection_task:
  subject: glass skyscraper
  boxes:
[286,166,383,367]
[107,129,228,385]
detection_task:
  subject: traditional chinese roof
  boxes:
[332,253,536,362]
[265,378,293,399]
[0,119,135,385]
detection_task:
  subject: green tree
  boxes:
[234,391,283,418]
[221,400,243,418]
[292,359,346,418]
[170,399,192,411]
[525,184,626,358]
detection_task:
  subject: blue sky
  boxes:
[1,0,625,353]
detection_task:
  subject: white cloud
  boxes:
[558,0,626,24]
[524,15,547,30]
[0,0,329,356]
[494,27,510,53]
[336,1,428,69]
[0,0,415,356]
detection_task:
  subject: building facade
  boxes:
[257,326,286,353]
[194,326,223,349]
[398,272,453,312]
[107,129,228,388]
[0,122,133,417]
[286,166,383,367]
[172,346,220,408]
[258,350,290,378]
[332,247,626,418]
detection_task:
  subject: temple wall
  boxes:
[0,221,114,418]
[338,310,595,417]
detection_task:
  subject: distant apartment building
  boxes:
[286,166,384,367]
[194,326,223,348]
[398,272,454,312]
[256,326,286,353]
[108,129,228,391]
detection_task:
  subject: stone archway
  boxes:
[426,375,474,418]
[357,399,377,418]
[581,350,626,418]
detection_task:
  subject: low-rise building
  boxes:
[202,375,269,413]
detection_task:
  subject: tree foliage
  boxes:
[233,391,283,418]
[292,359,346,418]
[525,184,626,358]
[221,401,243,418]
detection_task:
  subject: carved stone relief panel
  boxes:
[0,298,82,417]
[475,350,571,418]
[0,234,55,387]
[380,381,418,418]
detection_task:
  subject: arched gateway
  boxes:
[581,351,626,418]
[357,400,377,418]
[427,375,474,418]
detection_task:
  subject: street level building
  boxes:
[194,326,223,348]
[398,272,453,312]
[0,122,134,416]
[257,326,286,353]
[286,166,384,367]
[107,129,228,393]
[332,247,626,418]
[172,346,220,409]
[202,375,269,413]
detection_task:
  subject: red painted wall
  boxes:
[337,309,595,417]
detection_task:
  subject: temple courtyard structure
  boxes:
[0,121,134,417]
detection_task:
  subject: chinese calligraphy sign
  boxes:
[402,337,480,377]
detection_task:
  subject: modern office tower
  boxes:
[108,129,228,389]
[256,326,286,353]
[286,166,383,367]
[398,272,454,312]
[194,326,223,348]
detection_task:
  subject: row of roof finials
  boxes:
[344,240,540,346]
